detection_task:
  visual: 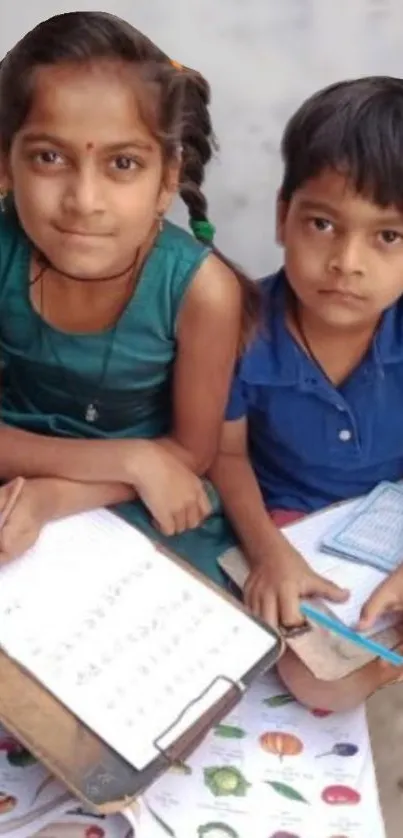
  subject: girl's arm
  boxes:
[158,253,242,472]
[0,255,242,484]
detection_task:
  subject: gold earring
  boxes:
[157,211,164,232]
[0,187,7,214]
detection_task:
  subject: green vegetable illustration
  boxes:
[265,780,308,804]
[0,738,36,767]
[214,724,246,739]
[6,746,37,768]
[263,694,296,708]
[204,766,250,797]
[198,823,239,838]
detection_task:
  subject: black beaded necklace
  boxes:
[31,251,141,424]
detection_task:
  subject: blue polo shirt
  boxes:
[226,270,403,513]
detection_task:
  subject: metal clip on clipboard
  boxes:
[152,674,246,770]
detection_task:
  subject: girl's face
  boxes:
[5,61,178,280]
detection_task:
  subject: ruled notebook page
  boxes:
[0,510,276,770]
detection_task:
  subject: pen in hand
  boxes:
[0,477,25,532]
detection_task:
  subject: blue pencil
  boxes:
[300,603,403,667]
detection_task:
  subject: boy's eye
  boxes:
[379,229,403,245]
[33,150,64,165]
[309,217,333,233]
[111,155,139,171]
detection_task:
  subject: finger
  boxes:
[245,573,266,613]
[172,507,189,535]
[243,573,256,604]
[183,502,203,531]
[358,581,399,630]
[245,577,261,616]
[1,522,40,560]
[154,509,177,537]
[279,584,305,628]
[260,591,279,628]
[0,478,22,516]
[312,577,350,604]
[0,550,12,566]
[198,488,212,521]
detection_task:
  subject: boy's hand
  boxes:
[244,544,349,629]
[359,565,403,630]
[0,478,54,563]
[128,441,211,536]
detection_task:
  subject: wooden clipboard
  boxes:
[0,542,283,815]
[218,545,403,681]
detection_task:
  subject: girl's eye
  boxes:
[111,155,138,172]
[379,229,403,245]
[33,150,64,165]
[309,216,333,233]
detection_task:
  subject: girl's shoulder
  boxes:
[157,219,210,273]
[149,220,211,314]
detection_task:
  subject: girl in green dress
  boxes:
[0,11,257,581]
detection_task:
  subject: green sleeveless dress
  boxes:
[0,208,236,585]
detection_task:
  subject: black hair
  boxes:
[0,11,260,346]
[279,76,403,210]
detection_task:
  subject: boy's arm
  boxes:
[209,418,348,626]
[208,417,289,564]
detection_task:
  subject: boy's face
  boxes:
[277,169,403,328]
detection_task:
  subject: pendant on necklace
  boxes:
[85,403,99,423]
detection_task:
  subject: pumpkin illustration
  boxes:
[259,731,303,759]
[0,793,16,816]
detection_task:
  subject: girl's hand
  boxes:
[0,478,54,563]
[244,544,349,629]
[359,565,403,630]
[128,441,212,536]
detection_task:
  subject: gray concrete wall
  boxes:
[2,0,403,276]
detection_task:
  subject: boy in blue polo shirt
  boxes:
[211,77,403,691]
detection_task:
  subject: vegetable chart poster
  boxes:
[143,673,385,838]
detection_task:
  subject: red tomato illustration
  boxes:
[311,708,332,718]
[321,784,361,805]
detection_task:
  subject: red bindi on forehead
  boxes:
[86,142,94,151]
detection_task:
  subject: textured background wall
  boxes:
[1,0,403,276]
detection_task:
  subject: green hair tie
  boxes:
[190,218,216,243]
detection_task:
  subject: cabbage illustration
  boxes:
[203,766,250,797]
[197,824,239,838]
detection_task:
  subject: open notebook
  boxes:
[0,509,281,809]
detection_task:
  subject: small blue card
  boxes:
[321,482,403,574]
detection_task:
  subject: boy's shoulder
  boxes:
[377,295,403,364]
[236,268,296,387]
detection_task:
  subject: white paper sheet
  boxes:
[0,510,278,771]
